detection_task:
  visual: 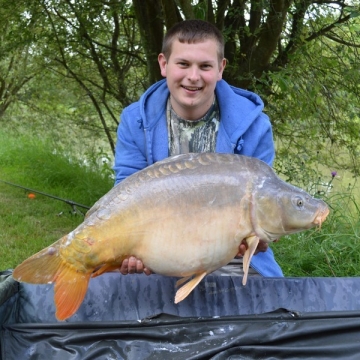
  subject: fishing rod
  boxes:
[0,179,90,215]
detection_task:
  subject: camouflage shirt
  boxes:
[167,95,220,156]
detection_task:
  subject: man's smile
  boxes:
[182,85,203,91]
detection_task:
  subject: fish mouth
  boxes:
[312,206,330,229]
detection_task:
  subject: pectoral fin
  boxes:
[174,272,207,304]
[242,235,259,286]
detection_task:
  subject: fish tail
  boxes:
[13,242,63,284]
[13,239,91,321]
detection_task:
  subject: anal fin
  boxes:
[54,267,91,321]
[242,235,259,286]
[174,272,207,304]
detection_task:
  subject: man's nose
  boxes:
[187,66,200,81]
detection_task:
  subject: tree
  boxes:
[0,2,41,117]
[134,0,360,176]
[136,1,360,89]
[0,0,359,177]
[38,0,147,154]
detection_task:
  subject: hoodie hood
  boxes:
[215,82,265,148]
[117,78,274,174]
[138,79,170,130]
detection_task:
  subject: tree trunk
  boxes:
[133,0,164,85]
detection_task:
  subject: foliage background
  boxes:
[0,1,359,272]
[1,0,359,177]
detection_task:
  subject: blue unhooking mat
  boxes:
[2,270,360,359]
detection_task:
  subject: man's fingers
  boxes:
[136,259,144,273]
[236,242,247,257]
[236,239,269,257]
[143,267,152,276]
[120,256,152,275]
[255,241,268,254]
[119,258,129,275]
[127,256,138,274]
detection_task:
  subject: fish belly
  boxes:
[130,205,243,277]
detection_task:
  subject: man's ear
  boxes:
[218,58,227,80]
[158,53,167,77]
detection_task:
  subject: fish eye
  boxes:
[296,197,304,208]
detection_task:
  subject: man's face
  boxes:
[158,39,226,120]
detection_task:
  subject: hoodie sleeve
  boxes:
[113,104,148,185]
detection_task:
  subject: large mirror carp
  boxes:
[13,153,329,320]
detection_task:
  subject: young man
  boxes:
[113,20,283,278]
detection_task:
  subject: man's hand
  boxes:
[119,256,152,276]
[236,239,270,258]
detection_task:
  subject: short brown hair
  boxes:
[162,20,224,63]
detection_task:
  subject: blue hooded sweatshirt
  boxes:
[114,79,283,278]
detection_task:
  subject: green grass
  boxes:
[0,130,113,269]
[0,129,359,277]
